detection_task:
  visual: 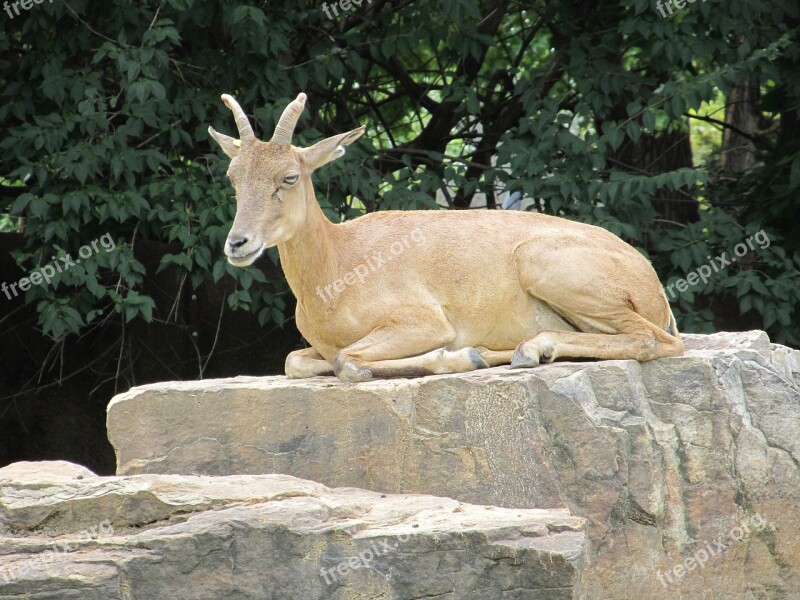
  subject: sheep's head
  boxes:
[208,93,364,267]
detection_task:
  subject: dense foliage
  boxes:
[1,0,798,360]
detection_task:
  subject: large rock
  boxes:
[0,461,585,599]
[107,331,800,598]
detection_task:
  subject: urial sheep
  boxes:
[208,93,684,382]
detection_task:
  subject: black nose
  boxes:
[227,236,248,252]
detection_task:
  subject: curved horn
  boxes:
[220,94,255,143]
[271,93,307,144]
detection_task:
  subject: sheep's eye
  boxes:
[284,174,299,186]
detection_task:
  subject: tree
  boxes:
[1,0,798,386]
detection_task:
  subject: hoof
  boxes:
[510,347,539,369]
[469,348,489,369]
[334,359,373,382]
[511,337,556,368]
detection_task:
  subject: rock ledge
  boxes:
[106,331,800,599]
[0,463,585,599]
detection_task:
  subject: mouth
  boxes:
[226,246,264,267]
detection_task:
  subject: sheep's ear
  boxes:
[208,126,242,158]
[298,126,365,171]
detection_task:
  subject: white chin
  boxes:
[227,247,263,267]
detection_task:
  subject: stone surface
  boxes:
[0,461,585,599]
[107,331,800,599]
[0,461,96,481]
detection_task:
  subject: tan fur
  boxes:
[209,93,684,382]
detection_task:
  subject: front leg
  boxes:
[334,346,489,382]
[331,308,488,382]
[285,347,334,378]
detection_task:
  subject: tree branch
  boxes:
[684,112,758,142]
